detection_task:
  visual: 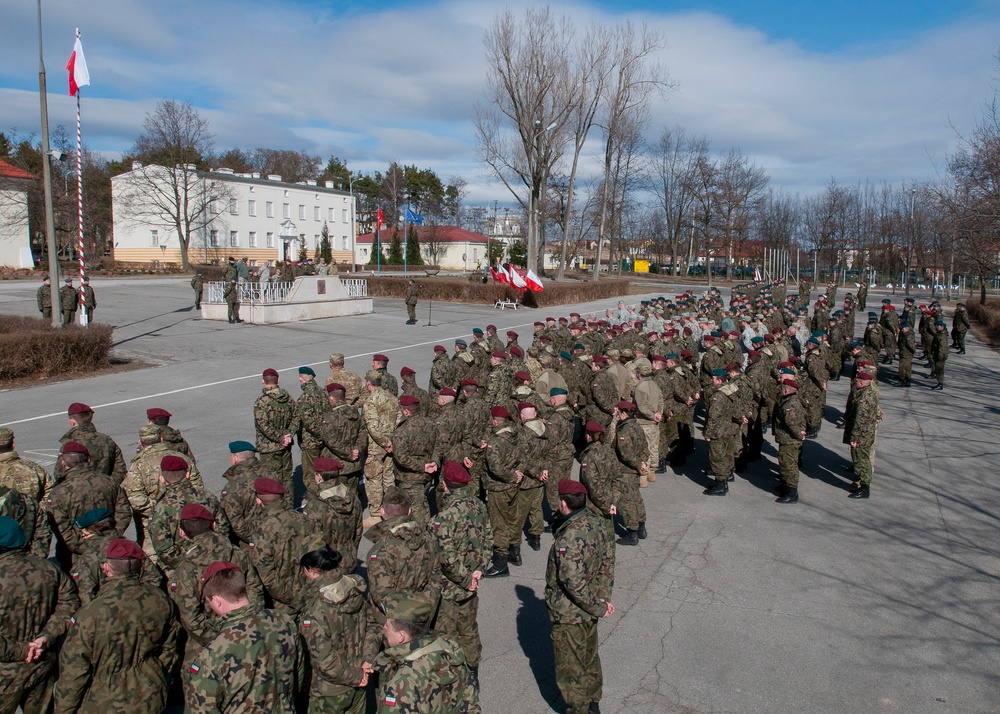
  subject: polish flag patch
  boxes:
[369,553,377,561]
[385,695,396,707]
[558,547,567,555]
[303,619,311,628]
[190,664,200,674]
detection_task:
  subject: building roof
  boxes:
[357,225,489,245]
[0,159,34,181]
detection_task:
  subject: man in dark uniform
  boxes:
[191,270,204,309]
[81,276,96,324]
[59,277,78,326]
[405,279,419,324]
[37,275,53,320]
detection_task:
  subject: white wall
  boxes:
[0,188,33,268]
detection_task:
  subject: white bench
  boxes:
[494,299,520,310]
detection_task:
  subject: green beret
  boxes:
[711,369,727,377]
[559,350,572,361]
[0,517,26,550]
[549,387,568,396]
[75,508,113,529]
[383,593,436,623]
[228,440,257,454]
[298,366,315,376]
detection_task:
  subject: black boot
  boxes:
[616,529,638,546]
[848,480,862,493]
[637,522,647,540]
[776,482,789,496]
[485,551,509,578]
[526,534,541,551]
[588,702,602,714]
[703,480,728,496]
[507,545,522,567]
[468,666,480,690]
[655,459,667,474]
[848,484,870,499]
[775,488,798,504]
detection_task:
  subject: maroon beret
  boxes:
[433,345,447,353]
[460,379,479,388]
[789,356,802,364]
[487,324,496,331]
[400,366,416,377]
[106,538,145,560]
[681,349,694,358]
[262,368,279,379]
[780,378,799,388]
[514,370,530,381]
[313,457,343,472]
[61,441,90,457]
[253,478,286,496]
[68,402,93,416]
[591,355,608,364]
[373,353,389,362]
[703,334,716,342]
[558,479,587,496]
[146,408,171,419]
[509,345,523,357]
[517,401,536,412]
[180,503,215,522]
[160,455,188,472]
[570,312,580,318]
[585,421,605,433]
[617,400,637,412]
[202,560,240,586]
[725,362,741,372]
[545,316,556,322]
[506,331,518,338]
[442,460,471,486]
[398,394,421,408]
[651,355,667,363]
[539,335,552,342]
[326,383,345,393]
[491,406,511,419]
[491,351,506,359]
[438,387,457,397]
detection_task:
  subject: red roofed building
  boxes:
[356,225,489,270]
[0,158,36,267]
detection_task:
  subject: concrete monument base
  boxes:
[201,275,372,324]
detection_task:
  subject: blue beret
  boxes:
[665,353,679,360]
[75,508,113,529]
[228,440,257,453]
[867,312,878,317]
[0,517,26,550]
[298,366,315,376]
[807,337,820,345]
[455,339,467,347]
[549,387,568,396]
[559,350,572,360]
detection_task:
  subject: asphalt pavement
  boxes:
[1,276,998,713]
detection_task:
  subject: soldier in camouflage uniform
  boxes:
[186,562,304,713]
[845,367,882,499]
[0,427,55,507]
[219,441,270,545]
[483,406,525,578]
[298,545,380,714]
[388,395,438,522]
[400,366,433,416]
[484,351,515,408]
[312,384,366,493]
[896,322,916,387]
[543,388,577,516]
[930,321,949,389]
[0,485,48,558]
[879,301,900,364]
[372,354,399,396]
[611,402,648,546]
[70,508,160,605]
[191,270,203,309]
[451,340,476,387]
[58,403,127,483]
[37,275,53,319]
[295,366,328,484]
[545,480,614,714]
[433,462,492,688]
[773,378,807,504]
[54,538,179,714]
[145,407,194,457]
[632,364,663,487]
[952,303,970,354]
[801,338,828,438]
[587,358,619,430]
[373,594,479,713]
[430,344,456,394]
[248,478,313,614]
[513,402,549,555]
[432,388,466,471]
[301,458,363,578]
[576,421,617,589]
[362,372,402,528]
[254,368,299,494]
[703,370,744,497]
[0,517,79,714]
[326,353,365,406]
[457,380,493,499]
[59,277,78,325]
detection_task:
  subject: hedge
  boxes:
[366,276,631,308]
[967,300,1000,344]
[0,315,113,382]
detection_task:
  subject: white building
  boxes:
[111,164,356,267]
[0,159,35,268]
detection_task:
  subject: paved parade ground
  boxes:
[1,276,999,713]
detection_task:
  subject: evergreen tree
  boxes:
[368,233,385,266]
[405,225,424,266]
[387,229,404,264]
[319,222,332,264]
[508,239,527,267]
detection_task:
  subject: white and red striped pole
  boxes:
[75,87,86,325]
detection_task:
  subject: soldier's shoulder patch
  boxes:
[220,490,227,497]
[558,547,567,555]
[170,581,177,591]
[71,572,79,580]
[70,616,76,626]
[302,619,311,628]
[619,436,625,441]
[190,663,200,674]
[369,553,377,561]
[46,498,53,505]
[433,521,441,529]
[581,462,588,468]
[248,542,255,549]
[385,695,397,707]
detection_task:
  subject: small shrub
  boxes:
[967,300,1000,341]
[0,314,113,382]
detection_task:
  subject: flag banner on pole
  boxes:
[405,208,424,226]
[508,265,527,290]
[377,207,383,230]
[66,31,90,97]
[494,266,508,284]
[753,267,762,282]
[525,268,544,292]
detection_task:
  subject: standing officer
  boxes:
[191,270,204,309]
[896,322,916,387]
[81,276,96,323]
[405,278,419,325]
[930,321,949,390]
[37,275,53,320]
[387,394,437,522]
[545,479,614,714]
[59,402,127,483]
[361,372,401,529]
[295,366,327,485]
[844,367,881,499]
[952,303,970,354]
[224,277,241,323]
[254,368,298,493]
[773,378,807,504]
[59,277,78,326]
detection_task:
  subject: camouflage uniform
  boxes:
[191,273,203,308]
[254,385,299,493]
[326,369,365,407]
[578,440,618,584]
[773,391,807,490]
[373,632,479,713]
[433,402,467,466]
[0,546,79,714]
[47,464,131,559]
[186,603,304,714]
[613,418,647,532]
[844,383,882,487]
[366,514,441,622]
[296,378,329,484]
[434,484,492,668]
[158,424,194,457]
[81,282,96,323]
[299,572,380,714]
[456,393,493,497]
[375,367,399,398]
[802,348,828,433]
[301,481,363,578]
[430,351,456,393]
[54,573,180,714]
[543,404,577,513]
[389,411,437,523]
[362,387,402,518]
[545,508,613,714]
[58,423,127,483]
[587,368,619,429]
[401,379,433,417]
[0,447,55,506]
[897,329,916,384]
[484,361,515,408]
[122,443,202,553]
[311,402,367,490]
[704,383,741,484]
[0,486,49,558]
[484,423,524,556]
[70,531,163,606]
[248,502,314,613]
[632,374,663,475]
[147,480,230,568]
[60,282,78,325]
[515,417,549,542]
[37,281,53,319]
[219,457,270,544]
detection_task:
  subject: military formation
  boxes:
[0,279,973,713]
[36,275,97,326]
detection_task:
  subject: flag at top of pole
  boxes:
[66,30,90,97]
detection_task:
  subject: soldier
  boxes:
[248,478,313,613]
[430,344,455,394]
[543,387,577,517]
[361,372,402,529]
[0,484,48,558]
[301,458,363,577]
[400,366,432,416]
[145,407,194,457]
[191,270,204,309]
[60,277,78,326]
[298,545,379,713]
[254,368,298,493]
[313,384,366,490]
[952,303,970,354]
[372,594,479,713]
[773,378,807,504]
[80,275,96,323]
[612,401,648,545]
[0,427,55,508]
[432,388,466,474]
[485,350,515,408]
[930,321,949,390]
[587,357,619,430]
[577,421,617,590]
[844,367,882,499]
[388,393,438,523]
[37,275,53,320]
[703,370,744,497]
[483,406,524,578]
[514,402,549,555]
[219,441,270,545]
[452,339,475,386]
[186,562,304,713]
[545,480,615,714]
[59,402,127,483]
[405,278,419,324]
[631,364,663,486]
[0,517,79,714]
[371,354,399,396]
[801,337,828,439]
[433,461,492,690]
[456,380,493,498]
[879,300,900,364]
[54,538,179,714]
[295,366,328,484]
[896,322,916,387]
[224,277,241,323]
[70,508,139,605]
[223,256,237,282]
[326,353,365,406]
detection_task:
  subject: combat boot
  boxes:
[647,471,656,482]
[637,522,647,539]
[848,484,870,499]
[727,471,736,482]
[639,473,649,488]
[703,480,728,496]
[776,482,789,496]
[616,530,638,546]
[588,702,602,714]
[507,545,522,567]
[485,550,509,578]
[775,488,798,504]
[526,534,541,551]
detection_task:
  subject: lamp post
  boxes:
[905,188,915,297]
[349,175,361,270]
[37,0,60,327]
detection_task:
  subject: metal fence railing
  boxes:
[341,279,368,298]
[205,278,368,304]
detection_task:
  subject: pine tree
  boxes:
[387,229,404,264]
[368,234,385,266]
[319,222,332,264]
[405,224,424,266]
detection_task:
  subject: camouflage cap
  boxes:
[138,425,161,440]
[365,370,382,382]
[329,353,346,366]
[382,593,436,623]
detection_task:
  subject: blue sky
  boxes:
[1,0,998,203]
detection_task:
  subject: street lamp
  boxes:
[349,175,362,270]
[37,0,60,327]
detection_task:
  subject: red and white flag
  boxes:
[66,31,90,97]
[494,265,508,284]
[508,265,527,290]
[376,207,383,231]
[525,268,544,292]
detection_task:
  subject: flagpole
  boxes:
[376,224,381,277]
[403,200,408,279]
[75,78,87,325]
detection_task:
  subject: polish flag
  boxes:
[66,31,90,97]
[376,207,383,230]
[493,266,507,284]
[508,265,527,290]
[525,268,544,292]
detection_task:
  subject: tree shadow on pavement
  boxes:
[514,584,562,712]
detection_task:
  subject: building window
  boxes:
[211,200,221,214]
[314,206,320,221]
[249,231,258,247]
[267,232,275,248]
[229,230,239,248]
[210,230,220,247]
[342,208,348,223]
[298,205,305,220]
[313,234,320,249]
[328,207,335,221]
[150,229,159,246]
[229,198,238,215]
[248,200,257,217]
[266,201,274,218]
[342,236,349,250]
[283,203,290,219]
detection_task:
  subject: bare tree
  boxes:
[647,127,709,275]
[714,148,769,279]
